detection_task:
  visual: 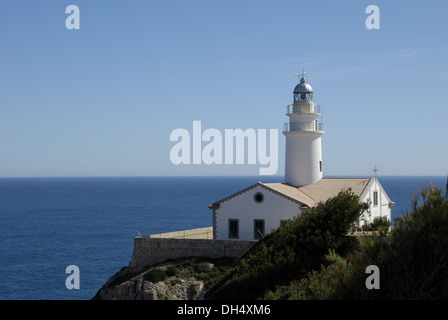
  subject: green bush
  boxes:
[371,183,448,299]
[306,183,448,300]
[358,216,391,233]
[165,265,178,277]
[143,268,168,283]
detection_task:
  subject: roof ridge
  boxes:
[296,186,316,202]
[263,182,317,207]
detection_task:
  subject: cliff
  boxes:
[92,257,235,300]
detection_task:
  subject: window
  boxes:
[254,219,265,240]
[373,191,378,206]
[319,161,322,172]
[228,219,239,239]
[254,192,264,204]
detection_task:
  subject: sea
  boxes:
[0,175,446,300]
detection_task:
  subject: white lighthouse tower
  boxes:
[283,72,324,187]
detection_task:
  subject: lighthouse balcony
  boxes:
[283,122,324,133]
[287,104,321,115]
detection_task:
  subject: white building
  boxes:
[209,73,394,241]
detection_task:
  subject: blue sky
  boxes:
[1,0,447,178]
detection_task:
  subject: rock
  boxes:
[139,279,204,300]
[197,263,214,272]
[93,266,205,300]
[93,257,236,300]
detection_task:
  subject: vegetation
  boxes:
[335,182,448,299]
[138,256,236,291]
[357,216,391,233]
[206,183,448,300]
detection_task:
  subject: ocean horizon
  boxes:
[0,175,446,300]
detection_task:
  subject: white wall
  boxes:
[284,100,323,187]
[215,178,393,238]
[285,134,322,187]
[359,178,392,227]
[215,185,301,240]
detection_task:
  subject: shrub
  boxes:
[143,268,168,283]
[165,266,178,277]
[359,216,391,233]
[319,183,448,300]
[375,183,448,299]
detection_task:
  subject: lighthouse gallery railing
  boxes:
[283,122,324,132]
[286,104,321,115]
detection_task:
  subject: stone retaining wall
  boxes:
[129,231,255,272]
[147,227,213,239]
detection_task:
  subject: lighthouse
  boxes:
[283,72,324,187]
[209,71,393,241]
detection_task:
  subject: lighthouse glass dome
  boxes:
[293,76,313,103]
